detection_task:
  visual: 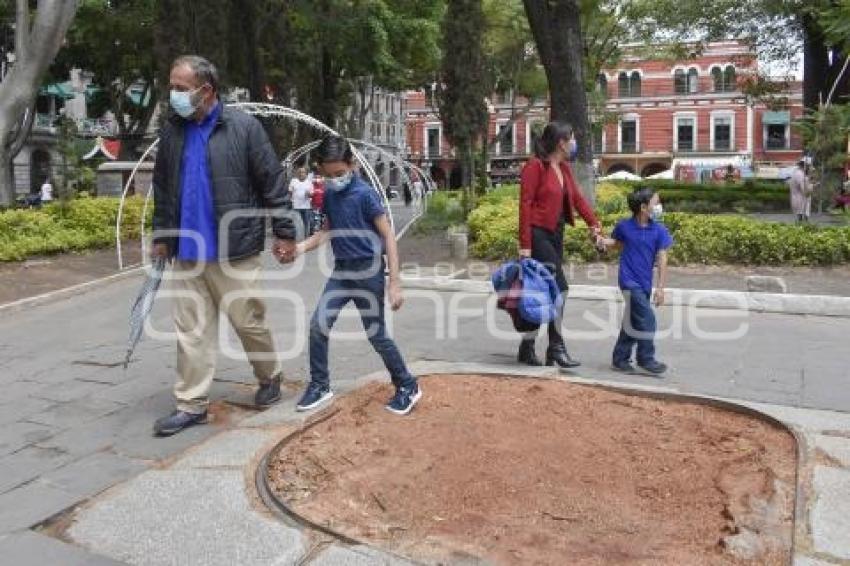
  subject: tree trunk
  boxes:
[0,1,78,205]
[522,0,594,204]
[234,0,264,101]
[320,47,338,129]
[802,11,830,110]
[0,145,15,204]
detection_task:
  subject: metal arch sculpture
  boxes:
[115,139,160,271]
[287,137,439,207]
[284,137,413,196]
[283,137,432,239]
[114,103,386,270]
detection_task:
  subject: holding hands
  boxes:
[273,239,298,263]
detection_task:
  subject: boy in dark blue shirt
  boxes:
[275,136,421,415]
[600,186,673,376]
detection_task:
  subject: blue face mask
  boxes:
[326,171,353,191]
[170,88,200,119]
[650,203,664,221]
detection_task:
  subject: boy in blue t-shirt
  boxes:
[599,186,673,375]
[274,136,421,415]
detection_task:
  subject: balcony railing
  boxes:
[596,146,748,156]
[33,114,57,131]
[605,85,743,100]
[32,113,118,137]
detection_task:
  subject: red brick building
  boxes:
[404,40,804,187]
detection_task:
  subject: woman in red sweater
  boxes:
[518,121,602,367]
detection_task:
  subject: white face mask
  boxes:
[326,171,353,191]
[650,203,664,221]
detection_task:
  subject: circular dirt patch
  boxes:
[267,375,796,565]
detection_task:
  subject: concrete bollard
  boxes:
[746,275,788,294]
[447,228,469,261]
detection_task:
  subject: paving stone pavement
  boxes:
[0,530,125,566]
[68,470,305,566]
[308,544,418,565]
[810,466,850,560]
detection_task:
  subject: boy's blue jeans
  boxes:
[309,258,416,390]
[612,289,657,365]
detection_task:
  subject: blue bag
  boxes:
[492,258,562,327]
[517,258,562,324]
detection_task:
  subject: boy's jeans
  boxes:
[309,258,416,390]
[612,289,657,365]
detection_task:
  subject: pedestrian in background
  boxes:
[789,159,813,223]
[289,166,314,237]
[310,173,326,234]
[40,178,54,204]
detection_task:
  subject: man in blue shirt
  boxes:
[150,56,296,436]
[600,186,673,376]
[276,136,421,416]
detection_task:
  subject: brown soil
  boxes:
[267,374,797,566]
[0,242,141,305]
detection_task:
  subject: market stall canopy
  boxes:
[647,169,674,180]
[39,82,75,99]
[599,170,643,181]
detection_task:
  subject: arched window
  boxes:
[687,68,699,93]
[724,66,736,92]
[597,74,608,96]
[618,72,629,97]
[712,67,724,92]
[674,69,687,94]
[630,71,642,97]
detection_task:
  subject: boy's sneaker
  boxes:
[612,360,636,373]
[638,360,668,376]
[386,384,422,416]
[296,383,334,412]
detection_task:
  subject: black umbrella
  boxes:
[123,256,167,369]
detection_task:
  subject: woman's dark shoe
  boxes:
[517,340,543,366]
[546,345,581,368]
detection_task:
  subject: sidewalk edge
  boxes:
[400,276,850,317]
[0,267,144,315]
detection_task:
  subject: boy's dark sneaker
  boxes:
[612,360,636,373]
[638,360,668,376]
[296,383,334,412]
[153,410,208,437]
[386,384,422,416]
[255,375,282,407]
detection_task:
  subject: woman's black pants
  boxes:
[528,223,568,348]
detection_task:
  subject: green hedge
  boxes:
[413,191,466,235]
[615,179,787,193]
[0,197,150,261]
[468,197,850,266]
[598,181,788,214]
[486,181,788,215]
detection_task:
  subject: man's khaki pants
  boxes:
[171,254,281,414]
